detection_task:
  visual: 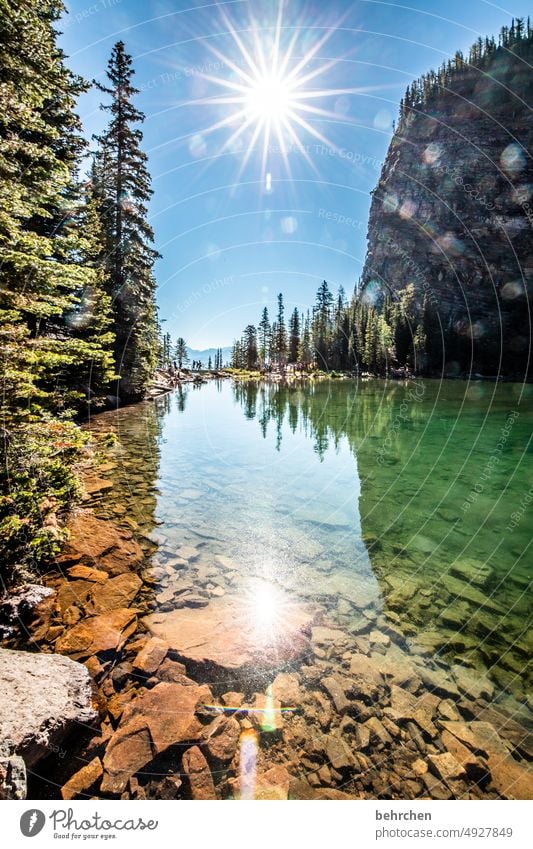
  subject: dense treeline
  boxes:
[398,17,533,129]
[0,1,159,576]
[231,280,443,376]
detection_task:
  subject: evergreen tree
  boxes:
[94,41,160,399]
[207,356,212,370]
[258,307,271,366]
[0,0,113,418]
[312,280,333,368]
[299,311,313,368]
[273,294,287,367]
[174,337,188,368]
[288,308,300,363]
[243,324,258,369]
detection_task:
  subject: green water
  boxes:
[88,377,532,718]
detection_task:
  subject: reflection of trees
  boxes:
[233,381,258,420]
[87,393,172,541]
[175,385,188,413]
[230,379,530,694]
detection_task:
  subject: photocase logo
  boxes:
[20,809,46,837]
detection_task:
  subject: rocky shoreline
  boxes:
[1,481,532,800]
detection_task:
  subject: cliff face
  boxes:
[361,32,533,377]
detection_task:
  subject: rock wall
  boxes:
[361,36,533,376]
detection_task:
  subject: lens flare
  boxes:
[189,0,359,183]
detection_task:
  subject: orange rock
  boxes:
[101,682,212,794]
[182,746,216,799]
[55,609,138,657]
[67,565,109,584]
[61,757,103,800]
[133,637,168,674]
[86,574,142,614]
[61,511,143,575]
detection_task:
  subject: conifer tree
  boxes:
[243,324,258,369]
[174,337,188,369]
[273,294,287,367]
[0,0,113,418]
[288,308,300,363]
[258,307,271,366]
[94,41,160,399]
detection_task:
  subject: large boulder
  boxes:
[0,648,97,769]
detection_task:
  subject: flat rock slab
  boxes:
[59,511,143,576]
[143,583,313,672]
[55,608,138,658]
[0,648,96,768]
[101,682,212,794]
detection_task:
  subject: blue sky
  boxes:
[60,0,532,348]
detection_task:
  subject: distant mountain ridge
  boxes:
[186,346,232,367]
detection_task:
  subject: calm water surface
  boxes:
[88,378,532,721]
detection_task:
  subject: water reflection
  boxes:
[88,378,531,717]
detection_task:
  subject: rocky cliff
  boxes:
[361,25,533,377]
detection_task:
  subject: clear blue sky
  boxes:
[60,0,532,348]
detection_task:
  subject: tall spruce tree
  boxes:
[288,308,300,363]
[94,41,159,399]
[0,0,114,418]
[258,306,271,366]
[273,293,287,367]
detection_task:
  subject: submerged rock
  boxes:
[101,682,211,794]
[143,584,313,672]
[0,648,96,769]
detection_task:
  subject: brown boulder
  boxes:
[87,574,142,614]
[101,682,212,793]
[133,637,168,674]
[56,608,138,657]
[182,746,216,799]
[100,717,154,795]
[61,512,143,575]
[271,672,301,707]
[202,715,240,762]
[67,565,109,584]
[61,757,103,800]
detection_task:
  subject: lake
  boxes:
[42,376,533,798]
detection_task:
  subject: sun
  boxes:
[192,1,352,183]
[245,72,294,126]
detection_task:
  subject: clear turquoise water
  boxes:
[88,377,532,718]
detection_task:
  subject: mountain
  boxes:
[361,22,533,378]
[186,346,232,367]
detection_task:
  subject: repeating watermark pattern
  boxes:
[318,207,367,232]
[140,59,227,92]
[376,380,426,465]
[62,0,122,29]
[462,410,519,513]
[176,274,235,314]
[507,482,533,532]
[376,231,440,306]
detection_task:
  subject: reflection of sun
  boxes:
[195,0,350,182]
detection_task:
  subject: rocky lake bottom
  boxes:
[2,378,532,800]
